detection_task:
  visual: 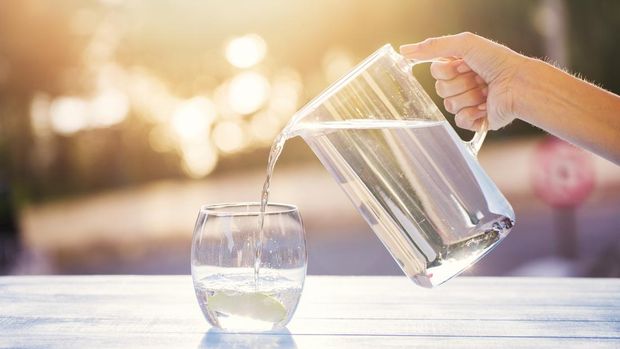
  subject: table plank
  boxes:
[0,276,619,348]
[5,333,620,349]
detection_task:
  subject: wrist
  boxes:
[511,56,543,120]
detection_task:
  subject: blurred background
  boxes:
[1,0,619,277]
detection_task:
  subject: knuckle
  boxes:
[424,37,437,48]
[456,32,477,57]
[459,31,475,41]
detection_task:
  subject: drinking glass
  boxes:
[191,202,307,331]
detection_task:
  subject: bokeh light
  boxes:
[171,97,216,142]
[250,112,282,144]
[90,88,129,127]
[225,34,267,69]
[322,48,355,83]
[212,121,246,154]
[29,93,52,138]
[180,140,218,178]
[268,69,303,119]
[227,72,270,115]
[128,68,178,124]
[49,97,89,135]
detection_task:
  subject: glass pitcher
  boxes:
[288,44,515,288]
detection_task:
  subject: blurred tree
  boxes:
[0,0,84,202]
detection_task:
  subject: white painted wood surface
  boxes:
[0,276,618,348]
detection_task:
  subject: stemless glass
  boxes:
[191,202,307,331]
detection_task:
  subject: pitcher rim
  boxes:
[289,44,396,125]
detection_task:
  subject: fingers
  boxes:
[455,106,487,131]
[401,32,521,131]
[423,46,488,130]
[399,32,479,61]
[430,59,468,80]
[401,32,516,83]
[435,71,479,98]
[443,86,487,114]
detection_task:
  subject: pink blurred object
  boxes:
[531,136,596,208]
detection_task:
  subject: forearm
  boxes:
[515,58,620,164]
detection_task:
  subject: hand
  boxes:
[400,32,529,131]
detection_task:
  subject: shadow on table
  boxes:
[198,328,297,349]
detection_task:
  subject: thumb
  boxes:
[399,32,476,61]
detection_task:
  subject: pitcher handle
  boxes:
[409,58,488,158]
[465,118,488,157]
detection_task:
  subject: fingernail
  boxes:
[399,44,419,54]
[481,87,488,96]
[456,63,470,73]
[475,75,485,85]
[478,103,487,111]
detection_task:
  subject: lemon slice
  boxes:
[208,292,287,323]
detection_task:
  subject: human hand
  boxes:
[400,32,529,131]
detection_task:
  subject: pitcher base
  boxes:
[410,217,514,288]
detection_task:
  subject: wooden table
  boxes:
[1,276,619,348]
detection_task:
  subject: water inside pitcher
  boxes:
[289,44,515,287]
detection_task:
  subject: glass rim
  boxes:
[200,202,298,216]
